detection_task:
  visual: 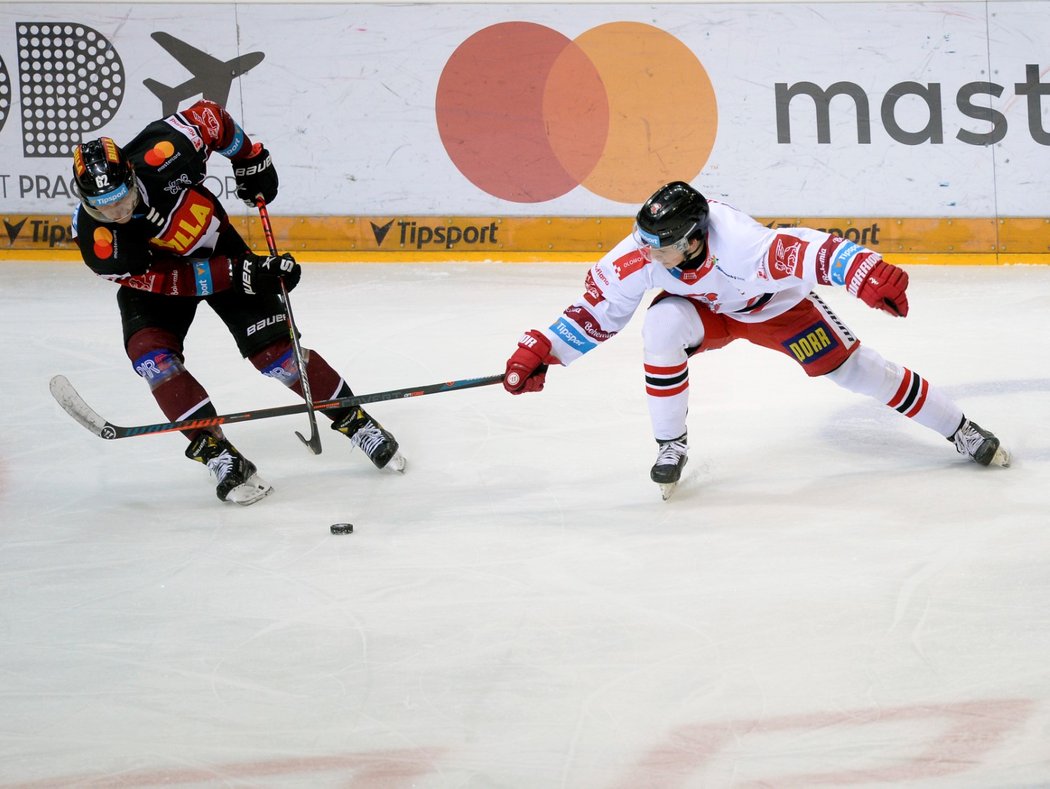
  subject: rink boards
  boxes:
[4,213,1048,265]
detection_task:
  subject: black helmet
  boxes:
[72,137,136,210]
[635,181,710,251]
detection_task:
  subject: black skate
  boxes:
[332,407,406,472]
[185,433,273,505]
[651,433,688,500]
[950,418,1010,467]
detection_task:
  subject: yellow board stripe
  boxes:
[3,214,1049,263]
[13,250,1048,267]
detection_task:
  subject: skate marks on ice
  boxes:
[9,698,1034,787]
[614,698,1036,788]
[3,748,448,788]
[5,263,1050,787]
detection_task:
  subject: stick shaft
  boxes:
[50,373,504,440]
[256,198,322,454]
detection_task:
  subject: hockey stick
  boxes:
[256,198,323,455]
[49,373,504,440]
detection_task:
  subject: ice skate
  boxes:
[185,433,273,505]
[651,433,688,500]
[950,418,1010,467]
[332,407,406,472]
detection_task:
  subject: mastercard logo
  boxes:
[93,226,114,259]
[144,140,176,167]
[436,21,718,204]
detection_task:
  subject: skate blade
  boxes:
[658,481,679,501]
[991,446,1011,468]
[226,474,274,506]
[385,451,407,473]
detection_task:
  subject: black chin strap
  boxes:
[676,238,709,271]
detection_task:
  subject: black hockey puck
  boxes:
[330,523,354,535]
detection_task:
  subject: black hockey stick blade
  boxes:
[280,278,323,456]
[258,197,323,456]
[49,373,505,440]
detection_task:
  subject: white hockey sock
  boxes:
[825,345,963,437]
[645,358,690,440]
[642,298,704,441]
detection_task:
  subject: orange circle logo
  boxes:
[436,22,717,204]
[93,226,114,259]
[144,140,175,167]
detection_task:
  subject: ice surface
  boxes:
[2,261,1049,787]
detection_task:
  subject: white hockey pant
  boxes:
[642,298,965,441]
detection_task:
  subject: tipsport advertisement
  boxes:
[0,3,1047,257]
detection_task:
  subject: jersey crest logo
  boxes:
[698,292,720,307]
[188,105,222,141]
[768,234,808,280]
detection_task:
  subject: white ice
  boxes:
[2,261,1049,788]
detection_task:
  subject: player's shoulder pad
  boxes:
[604,237,651,282]
[73,214,128,275]
[123,129,211,202]
[763,232,811,281]
[125,120,202,175]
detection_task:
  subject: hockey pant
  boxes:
[641,293,963,441]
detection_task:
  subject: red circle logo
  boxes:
[93,226,114,259]
[144,141,175,167]
[436,22,718,204]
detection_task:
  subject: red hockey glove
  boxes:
[237,251,301,295]
[846,254,909,317]
[504,330,554,394]
[233,142,279,207]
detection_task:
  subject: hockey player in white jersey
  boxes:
[502,181,1008,499]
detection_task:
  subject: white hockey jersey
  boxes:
[541,201,879,365]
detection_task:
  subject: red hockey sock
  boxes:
[250,342,350,422]
[127,328,216,440]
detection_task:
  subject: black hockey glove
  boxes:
[237,251,301,295]
[233,143,278,207]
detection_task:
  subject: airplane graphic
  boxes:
[143,32,265,116]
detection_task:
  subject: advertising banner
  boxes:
[0,3,1047,259]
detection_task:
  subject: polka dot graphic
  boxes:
[0,58,10,135]
[436,22,718,204]
[17,23,125,157]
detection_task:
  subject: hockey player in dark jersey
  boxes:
[71,100,404,505]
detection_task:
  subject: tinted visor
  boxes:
[633,220,701,253]
[80,179,139,222]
